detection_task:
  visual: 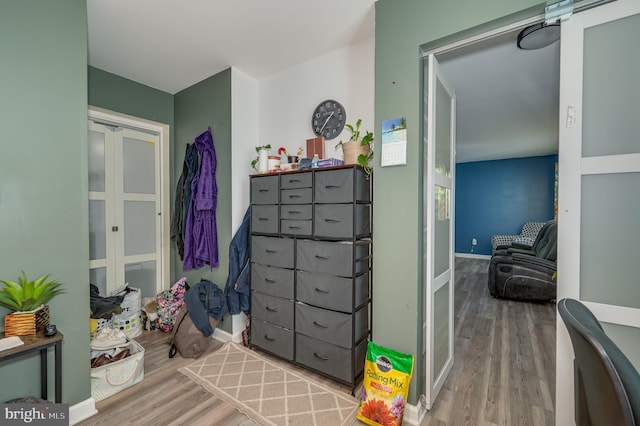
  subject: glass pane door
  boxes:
[423,53,456,408]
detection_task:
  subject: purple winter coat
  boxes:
[183,128,219,269]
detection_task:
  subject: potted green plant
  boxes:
[335,119,374,176]
[0,272,65,336]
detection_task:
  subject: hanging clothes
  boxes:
[224,207,251,315]
[183,128,219,270]
[170,143,198,260]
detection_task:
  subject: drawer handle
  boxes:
[288,226,301,230]
[313,321,329,329]
[265,278,277,284]
[324,219,340,223]
[266,306,278,312]
[313,352,330,361]
[288,195,301,199]
[315,288,330,294]
[264,335,276,342]
[325,185,341,189]
[315,255,330,260]
[258,217,270,221]
[258,189,270,193]
[265,249,277,254]
[289,179,302,183]
[288,211,301,215]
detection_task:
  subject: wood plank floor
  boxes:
[78,257,555,426]
[421,257,556,426]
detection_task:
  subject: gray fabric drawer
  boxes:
[251,236,294,268]
[280,204,312,220]
[251,264,294,299]
[251,319,293,360]
[296,270,369,312]
[251,205,279,234]
[314,168,370,204]
[280,188,312,204]
[281,172,312,189]
[252,292,294,329]
[295,334,367,383]
[297,239,371,277]
[251,175,279,204]
[281,220,312,236]
[295,303,368,349]
[314,204,371,239]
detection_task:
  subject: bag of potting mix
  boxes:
[357,341,414,426]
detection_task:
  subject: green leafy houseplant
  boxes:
[250,144,272,171]
[335,119,374,176]
[0,272,65,312]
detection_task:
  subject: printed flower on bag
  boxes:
[360,399,396,426]
[390,394,406,418]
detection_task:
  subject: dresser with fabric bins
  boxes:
[249,165,372,390]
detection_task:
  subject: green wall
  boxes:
[0,0,89,404]
[88,66,174,128]
[174,69,233,333]
[374,0,544,404]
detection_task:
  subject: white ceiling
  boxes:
[87,0,375,94]
[87,2,559,163]
[439,28,560,163]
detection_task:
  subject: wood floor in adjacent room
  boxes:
[421,257,556,426]
[78,257,555,426]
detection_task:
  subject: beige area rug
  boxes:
[179,342,359,426]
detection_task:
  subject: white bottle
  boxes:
[311,153,319,168]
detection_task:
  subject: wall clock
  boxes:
[311,99,345,140]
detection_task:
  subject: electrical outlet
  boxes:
[472,238,477,246]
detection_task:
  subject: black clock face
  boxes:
[312,99,345,140]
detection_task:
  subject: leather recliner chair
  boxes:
[487,221,557,302]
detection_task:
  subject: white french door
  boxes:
[423,53,456,409]
[88,118,163,297]
[557,0,640,424]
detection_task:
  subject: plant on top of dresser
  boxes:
[335,119,374,176]
[251,144,272,171]
[0,272,65,312]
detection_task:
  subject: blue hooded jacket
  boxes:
[224,207,251,315]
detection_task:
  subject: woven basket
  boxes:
[4,305,50,337]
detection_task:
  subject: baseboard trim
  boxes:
[69,397,97,425]
[212,327,234,343]
[455,252,491,260]
[403,398,428,425]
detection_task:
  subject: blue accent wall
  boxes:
[455,155,557,256]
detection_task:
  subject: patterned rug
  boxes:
[179,342,359,426]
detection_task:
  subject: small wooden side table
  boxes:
[0,331,63,403]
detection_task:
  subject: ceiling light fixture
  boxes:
[517,22,561,50]
[517,0,573,50]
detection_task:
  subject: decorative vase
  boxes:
[342,141,369,165]
[4,305,50,337]
[257,149,268,173]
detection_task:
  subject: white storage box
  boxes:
[91,339,145,401]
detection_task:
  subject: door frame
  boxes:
[88,106,171,294]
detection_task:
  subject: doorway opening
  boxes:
[421,20,560,420]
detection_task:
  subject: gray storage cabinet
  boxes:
[249,165,372,389]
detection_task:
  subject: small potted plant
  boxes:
[0,272,65,336]
[335,118,374,176]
